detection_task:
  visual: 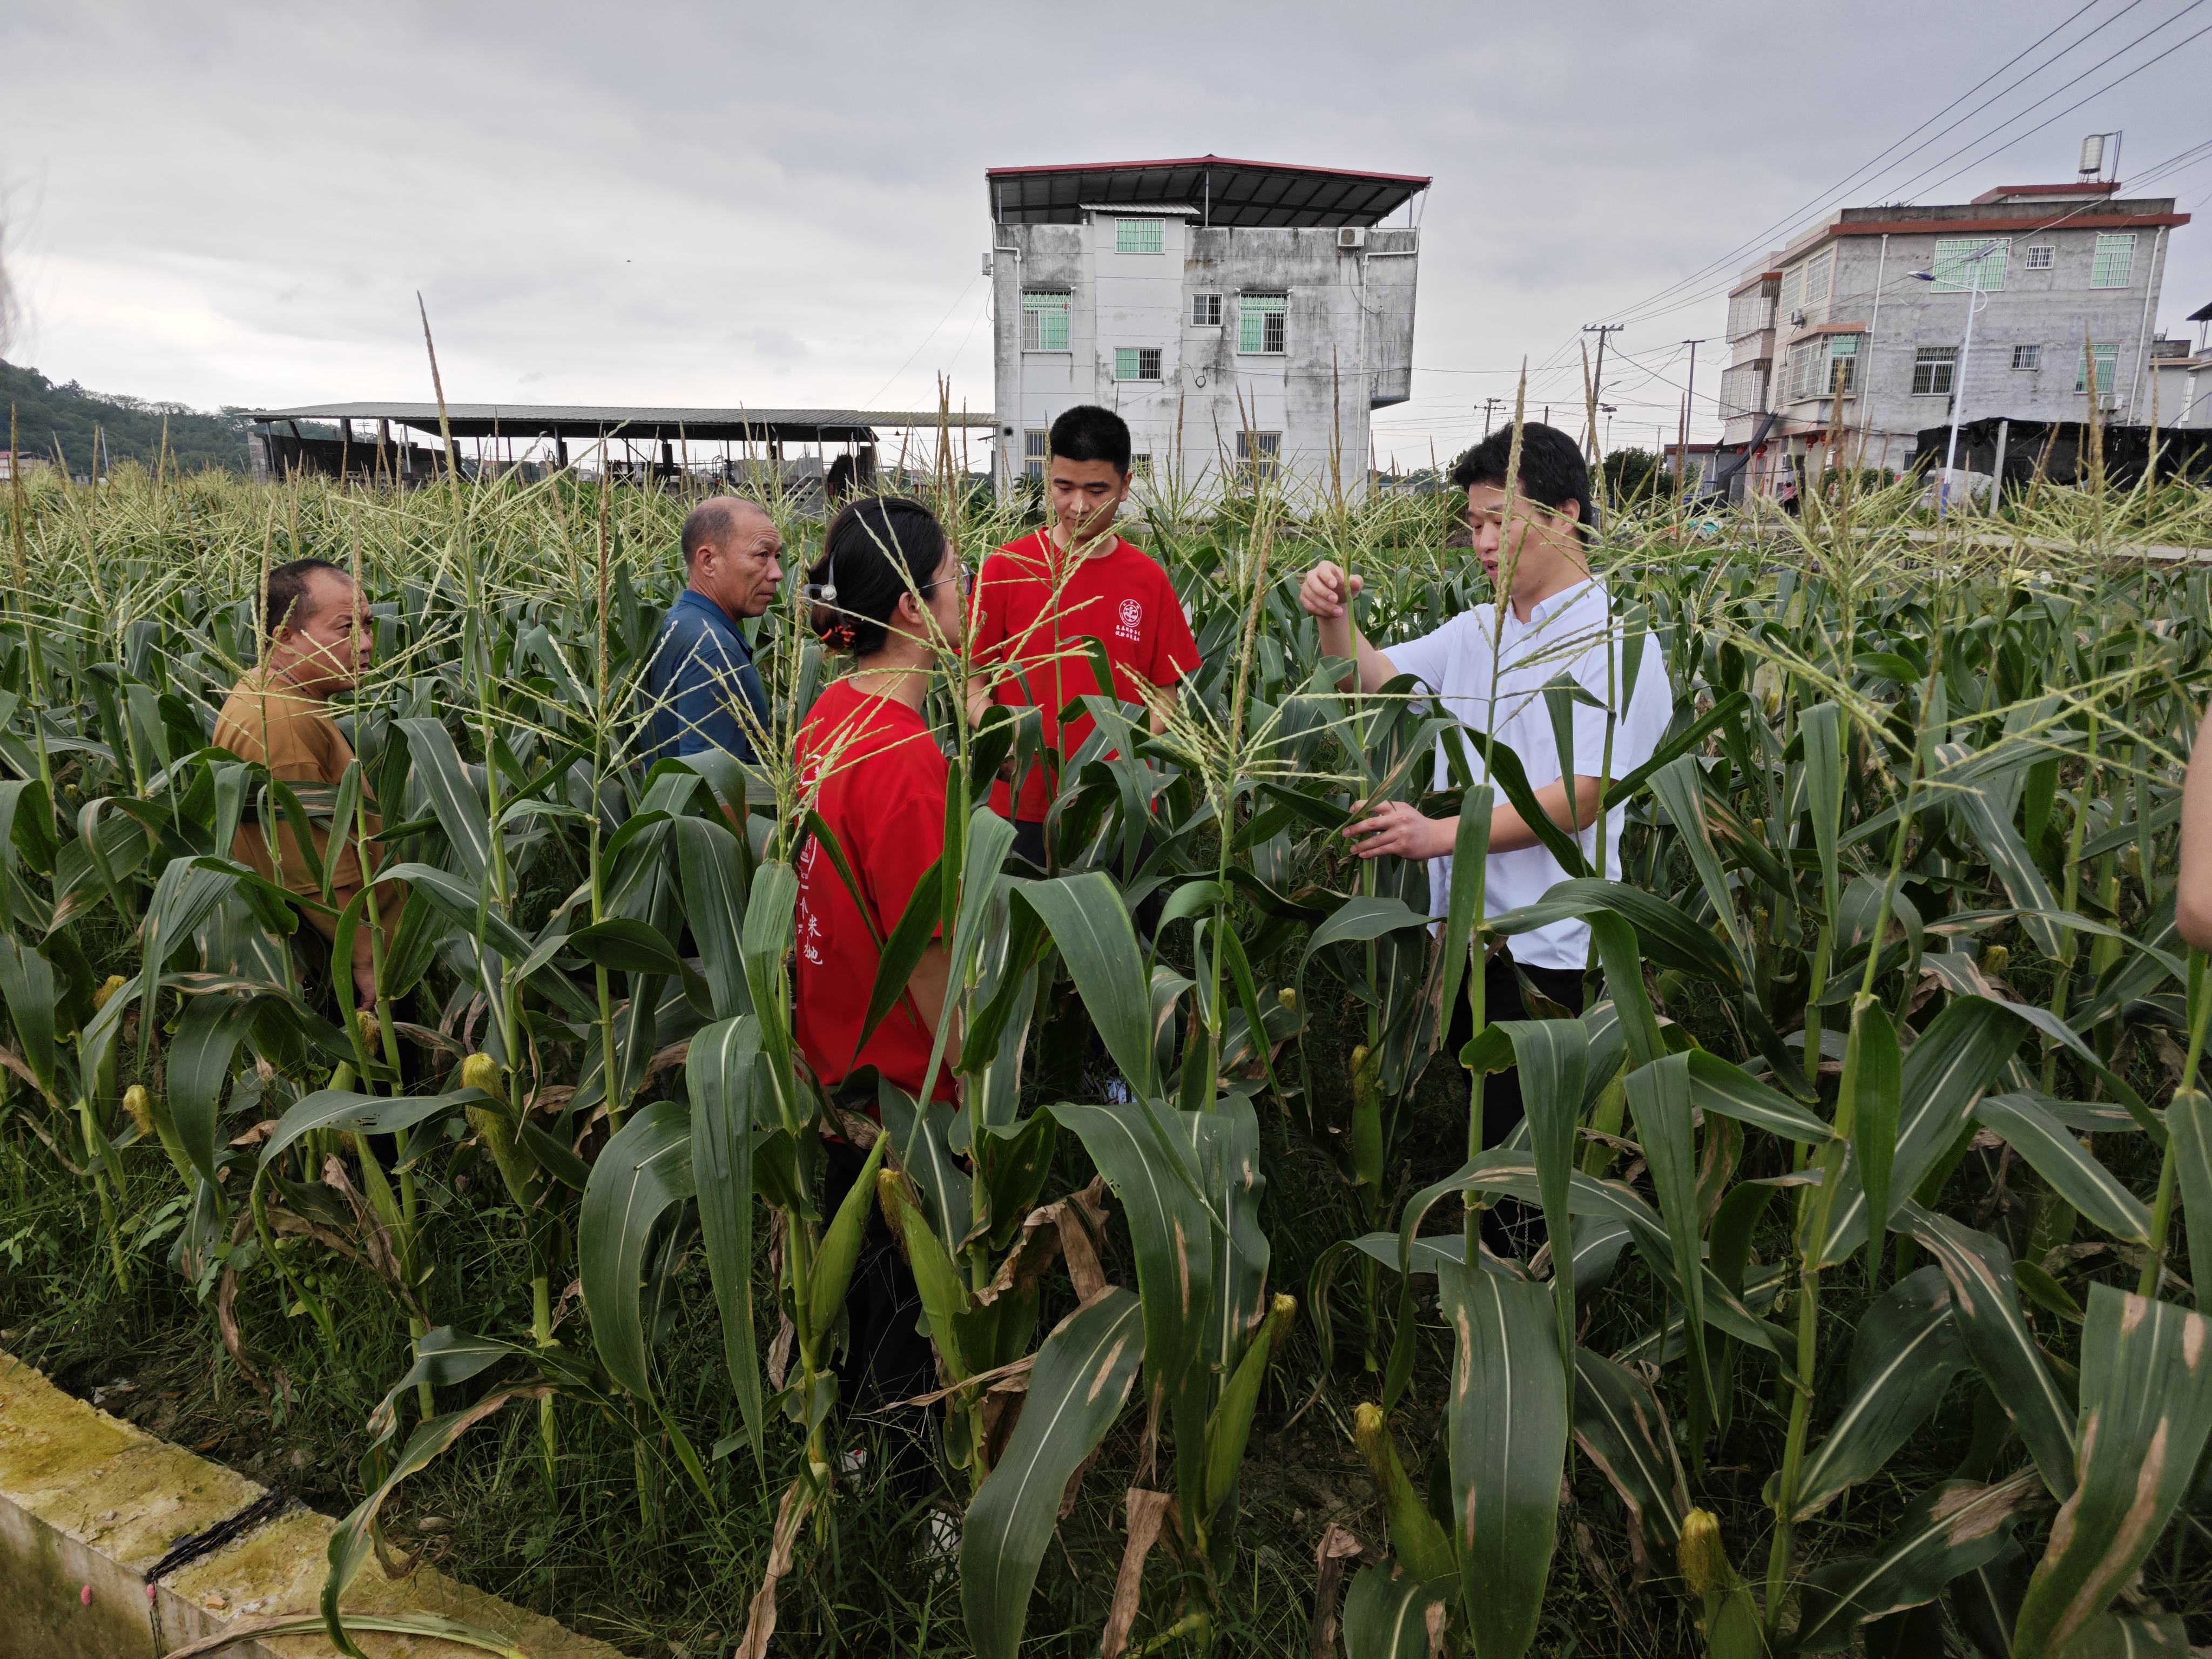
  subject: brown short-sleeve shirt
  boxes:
[210,677,381,900]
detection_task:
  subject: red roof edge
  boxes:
[1827,211,2188,239]
[984,153,1432,187]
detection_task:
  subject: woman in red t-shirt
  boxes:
[794,496,968,1106]
[792,496,968,1487]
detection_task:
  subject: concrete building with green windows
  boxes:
[1715,153,2189,497]
[984,156,1428,500]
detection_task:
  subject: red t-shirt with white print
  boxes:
[793,677,954,1105]
[969,531,1201,822]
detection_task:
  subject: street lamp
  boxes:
[1909,239,2005,512]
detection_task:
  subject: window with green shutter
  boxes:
[1239,293,1287,354]
[1931,239,2007,293]
[2075,343,2120,394]
[2090,233,2135,289]
[1114,347,1163,381]
[1115,218,1164,254]
[1022,291,1070,352]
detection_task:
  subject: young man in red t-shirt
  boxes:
[966,404,1200,871]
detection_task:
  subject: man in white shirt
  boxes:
[1298,423,1672,1229]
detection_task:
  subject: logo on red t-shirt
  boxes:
[1116,597,1143,641]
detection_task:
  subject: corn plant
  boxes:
[2,437,2210,1657]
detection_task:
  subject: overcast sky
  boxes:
[5,0,2209,466]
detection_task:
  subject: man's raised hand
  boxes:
[1299,561,1364,620]
[1343,798,1451,862]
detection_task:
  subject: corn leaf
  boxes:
[1974,1092,2152,1244]
[1793,1266,1970,1521]
[1649,754,1749,959]
[2168,1089,2212,1306]
[394,715,490,884]
[1819,995,2032,1265]
[1792,1469,2042,1653]
[1494,1018,1586,1378]
[2052,1614,2194,1658]
[164,989,259,1185]
[577,1099,694,1405]
[1341,1561,1454,1659]
[1051,1097,1219,1522]
[258,1085,489,1170]
[2009,1286,2212,1659]
[1624,1053,1715,1425]
[961,1287,1145,1659]
[689,1014,765,1473]
[322,1385,552,1658]
[1572,1347,1688,1584]
[1437,1259,1568,1659]
[1684,1048,1832,1143]
[1019,872,1157,1101]
[1899,1202,2078,1499]
[1943,749,2063,961]
[1850,998,1904,1282]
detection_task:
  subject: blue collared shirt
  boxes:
[641,589,771,766]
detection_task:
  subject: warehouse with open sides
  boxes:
[241,401,1000,493]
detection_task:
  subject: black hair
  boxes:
[805,496,948,657]
[679,496,765,564]
[1047,405,1131,476]
[263,557,348,640]
[1448,422,1596,542]
[825,454,854,500]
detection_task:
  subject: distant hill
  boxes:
[2,360,250,476]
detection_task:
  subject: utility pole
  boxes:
[1910,239,2004,514]
[1479,397,1503,437]
[1680,338,1708,489]
[1583,323,1625,457]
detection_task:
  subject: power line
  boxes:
[1602,0,2207,337]
[1870,1,2210,205]
[1595,0,2128,330]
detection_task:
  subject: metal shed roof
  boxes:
[244,402,996,442]
[986,154,1429,228]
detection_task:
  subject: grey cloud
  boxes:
[3,0,2206,460]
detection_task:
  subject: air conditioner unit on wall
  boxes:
[1338,227,1366,250]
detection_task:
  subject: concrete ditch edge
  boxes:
[0,1348,625,1659]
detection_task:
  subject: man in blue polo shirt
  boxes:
[643,497,783,765]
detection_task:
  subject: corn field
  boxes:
[4,444,2212,1659]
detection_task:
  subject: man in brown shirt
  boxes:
[212,557,389,1008]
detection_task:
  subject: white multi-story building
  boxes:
[986,155,1428,498]
[1716,163,2189,495]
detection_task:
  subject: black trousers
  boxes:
[821,1132,939,1500]
[1442,948,1587,1258]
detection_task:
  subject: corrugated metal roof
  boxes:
[987,154,1428,228]
[243,403,997,441]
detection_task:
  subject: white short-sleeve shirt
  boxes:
[1385,578,1673,970]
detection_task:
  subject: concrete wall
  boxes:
[0,1348,621,1659]
[989,216,1419,499]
